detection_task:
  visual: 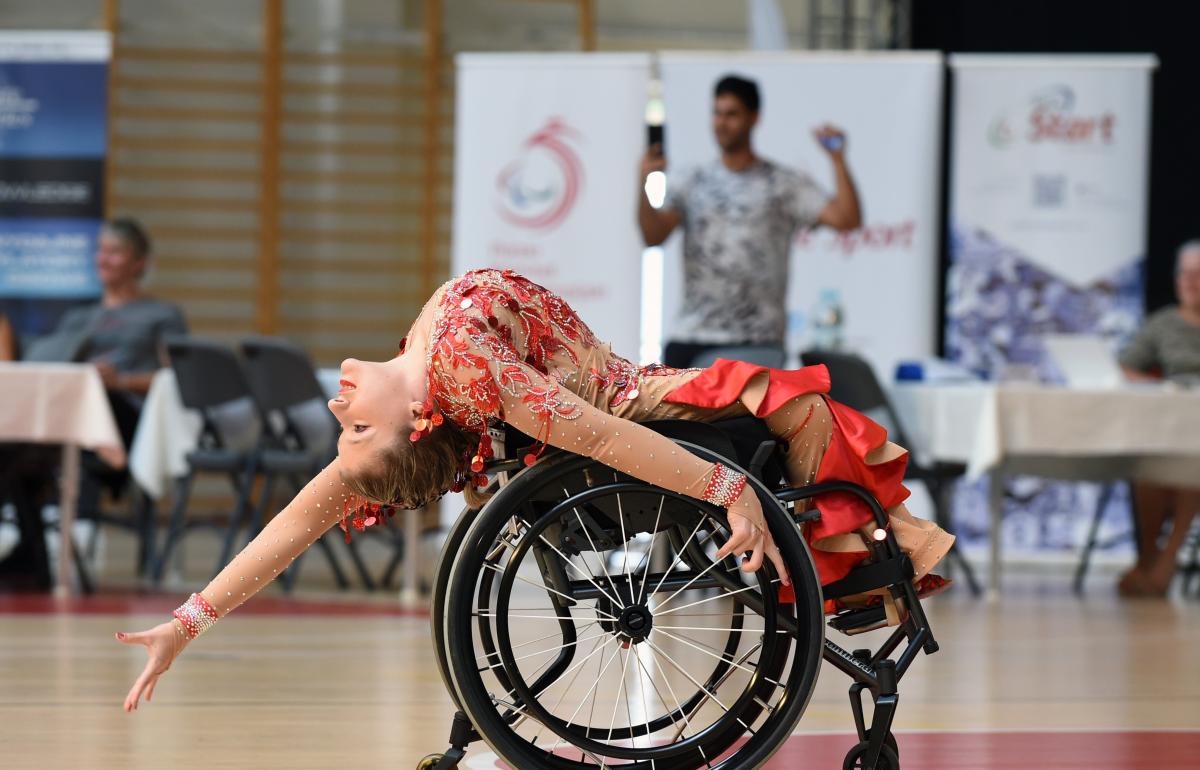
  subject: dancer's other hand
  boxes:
[116,621,188,712]
[714,488,791,585]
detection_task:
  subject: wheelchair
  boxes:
[419,415,940,770]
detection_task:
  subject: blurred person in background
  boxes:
[638,74,862,368]
[0,218,186,585]
[1116,239,1200,596]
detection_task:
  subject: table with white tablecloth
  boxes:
[890,381,1200,595]
[0,362,125,594]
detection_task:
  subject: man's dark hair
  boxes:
[103,217,152,261]
[714,75,761,113]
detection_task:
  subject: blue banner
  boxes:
[0,32,109,303]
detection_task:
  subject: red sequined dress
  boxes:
[192,269,951,622]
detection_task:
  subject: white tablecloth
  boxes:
[889,381,1200,594]
[891,381,1200,480]
[0,362,126,467]
[0,363,126,594]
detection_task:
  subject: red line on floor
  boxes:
[765,730,1200,769]
[0,591,429,618]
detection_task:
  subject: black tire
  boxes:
[843,741,900,770]
[430,494,490,708]
[444,442,825,770]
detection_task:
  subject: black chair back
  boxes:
[240,336,326,412]
[165,335,259,449]
[799,349,911,447]
[240,336,336,458]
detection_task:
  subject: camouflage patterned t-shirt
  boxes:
[665,158,828,345]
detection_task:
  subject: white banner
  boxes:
[947,54,1156,376]
[451,53,651,358]
[946,55,1156,556]
[658,52,944,376]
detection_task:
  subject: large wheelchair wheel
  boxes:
[443,442,824,769]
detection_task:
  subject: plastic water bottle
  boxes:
[811,288,845,350]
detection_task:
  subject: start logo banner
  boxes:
[950,55,1156,294]
[452,53,652,358]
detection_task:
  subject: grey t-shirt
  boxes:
[24,297,187,375]
[1118,306,1200,380]
[665,158,829,344]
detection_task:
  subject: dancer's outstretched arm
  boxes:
[116,459,352,711]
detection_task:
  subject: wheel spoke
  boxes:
[562,635,624,732]
[631,644,654,747]
[531,632,605,746]
[475,611,613,623]
[647,515,708,599]
[481,562,617,619]
[536,532,627,610]
[635,497,666,605]
[639,637,697,740]
[607,636,634,741]
[618,493,632,592]
[655,578,778,618]
[573,505,625,609]
[510,629,611,666]
[642,636,732,713]
[651,547,729,613]
[653,628,774,683]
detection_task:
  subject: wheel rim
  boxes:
[445,448,825,769]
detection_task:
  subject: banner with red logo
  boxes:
[451,53,652,358]
[658,52,945,375]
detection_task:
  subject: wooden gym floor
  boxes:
[1,567,1198,770]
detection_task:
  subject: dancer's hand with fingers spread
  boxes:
[714,487,791,586]
[116,621,188,712]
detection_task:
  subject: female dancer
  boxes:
[117,268,952,711]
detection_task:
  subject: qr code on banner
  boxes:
[1033,174,1066,208]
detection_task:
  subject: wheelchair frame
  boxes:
[422,420,941,770]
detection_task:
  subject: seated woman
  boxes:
[26,217,187,437]
[115,268,952,711]
[1116,240,1200,596]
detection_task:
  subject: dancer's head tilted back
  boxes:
[328,355,485,509]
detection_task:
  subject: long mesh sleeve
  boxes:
[196,459,352,617]
[441,338,763,527]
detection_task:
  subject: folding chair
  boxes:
[241,336,375,591]
[152,337,261,585]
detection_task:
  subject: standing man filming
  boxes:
[639,74,863,368]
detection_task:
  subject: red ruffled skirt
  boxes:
[662,359,918,586]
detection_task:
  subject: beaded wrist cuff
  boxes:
[702,464,747,508]
[172,593,219,640]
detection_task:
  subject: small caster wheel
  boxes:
[417,753,444,770]
[843,741,899,770]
